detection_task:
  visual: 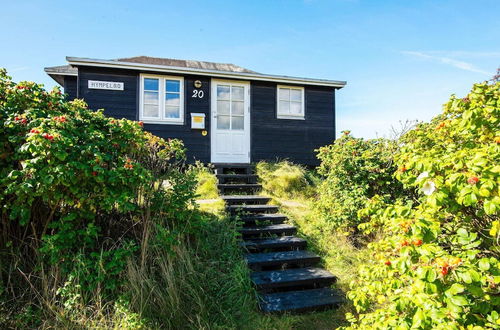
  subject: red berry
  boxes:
[441,266,449,276]
[413,239,423,246]
[92,171,97,176]
[21,119,27,124]
[42,133,54,141]
[401,240,409,247]
[384,260,391,266]
[138,121,144,127]
[30,128,40,134]
[15,116,20,121]
[467,176,479,185]
[400,166,407,172]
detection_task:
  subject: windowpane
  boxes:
[290,101,302,115]
[217,85,230,100]
[144,78,159,91]
[279,100,290,114]
[232,101,244,115]
[231,116,244,130]
[291,89,302,102]
[166,93,180,106]
[144,104,159,117]
[279,88,290,100]
[232,86,244,101]
[144,91,159,105]
[217,100,230,115]
[217,115,230,129]
[166,80,180,92]
[165,106,180,119]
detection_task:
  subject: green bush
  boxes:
[345,81,500,329]
[0,69,196,327]
[256,160,318,199]
[314,134,405,235]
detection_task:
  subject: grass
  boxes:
[2,161,363,329]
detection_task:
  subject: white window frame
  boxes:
[276,85,305,120]
[139,74,184,124]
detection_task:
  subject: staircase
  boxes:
[215,163,343,313]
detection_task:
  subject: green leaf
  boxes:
[450,295,468,306]
[446,283,465,297]
[484,200,497,215]
[479,258,490,271]
[460,271,473,284]
[426,269,437,283]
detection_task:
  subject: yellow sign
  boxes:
[193,116,203,123]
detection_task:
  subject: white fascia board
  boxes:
[66,57,346,88]
[44,69,78,76]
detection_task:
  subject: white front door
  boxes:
[211,79,250,163]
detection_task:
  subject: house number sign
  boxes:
[192,80,204,98]
[88,80,124,91]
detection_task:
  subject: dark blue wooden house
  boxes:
[45,56,345,165]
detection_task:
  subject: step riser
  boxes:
[217,177,258,184]
[240,228,297,238]
[240,219,286,227]
[215,166,254,175]
[225,200,269,206]
[259,288,344,314]
[241,239,307,252]
[240,215,287,224]
[254,278,336,292]
[219,187,261,194]
[228,207,279,215]
[248,258,320,271]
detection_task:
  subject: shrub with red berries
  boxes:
[346,80,500,328]
[0,68,192,304]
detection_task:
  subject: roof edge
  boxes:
[66,56,346,88]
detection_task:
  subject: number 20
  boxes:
[192,90,204,98]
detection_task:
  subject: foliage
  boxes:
[0,68,197,327]
[314,133,405,234]
[192,162,219,199]
[346,81,500,329]
[256,160,318,199]
[125,213,257,329]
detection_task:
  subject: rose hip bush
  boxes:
[0,68,193,300]
[345,81,500,328]
[315,134,405,235]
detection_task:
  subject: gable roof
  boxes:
[45,56,346,88]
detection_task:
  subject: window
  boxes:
[140,74,184,124]
[277,85,305,119]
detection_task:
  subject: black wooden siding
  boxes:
[74,66,335,165]
[250,81,335,166]
[63,76,77,100]
[77,66,210,163]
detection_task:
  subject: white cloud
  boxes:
[401,51,491,75]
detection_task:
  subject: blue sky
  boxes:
[1,0,499,138]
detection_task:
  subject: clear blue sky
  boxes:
[1,0,499,138]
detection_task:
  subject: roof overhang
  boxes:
[66,56,346,88]
[44,66,78,85]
